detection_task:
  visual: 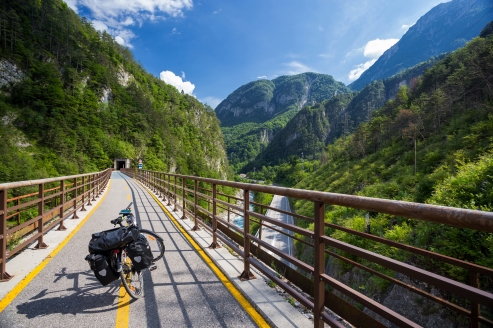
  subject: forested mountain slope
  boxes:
[350,0,493,91]
[289,34,493,324]
[245,55,444,172]
[217,72,349,171]
[0,0,229,182]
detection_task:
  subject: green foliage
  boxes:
[0,0,229,182]
[218,72,351,172]
[292,35,493,291]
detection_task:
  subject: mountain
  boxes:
[245,55,444,171]
[290,33,493,325]
[349,0,493,91]
[216,72,350,171]
[0,0,229,182]
[216,72,349,127]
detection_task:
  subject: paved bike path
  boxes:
[0,172,257,328]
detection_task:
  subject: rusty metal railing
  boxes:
[0,169,112,281]
[123,168,493,328]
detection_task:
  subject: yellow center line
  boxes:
[115,283,130,327]
[0,180,112,313]
[139,181,270,328]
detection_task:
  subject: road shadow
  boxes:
[16,269,122,318]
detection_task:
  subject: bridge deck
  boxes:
[0,172,260,327]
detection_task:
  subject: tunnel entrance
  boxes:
[113,158,131,170]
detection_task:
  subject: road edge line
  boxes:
[140,181,270,328]
[0,180,112,313]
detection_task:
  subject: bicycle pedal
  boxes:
[149,265,157,271]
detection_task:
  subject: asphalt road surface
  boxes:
[260,195,295,268]
[0,172,256,328]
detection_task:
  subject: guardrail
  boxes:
[0,169,112,282]
[123,168,493,328]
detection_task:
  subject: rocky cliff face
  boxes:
[325,257,466,327]
[350,0,493,91]
[216,72,349,127]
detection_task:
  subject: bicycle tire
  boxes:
[139,229,165,262]
[120,252,144,299]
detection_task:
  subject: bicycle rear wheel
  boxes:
[140,229,165,262]
[120,252,144,299]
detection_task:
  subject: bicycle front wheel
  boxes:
[140,229,165,262]
[120,253,144,299]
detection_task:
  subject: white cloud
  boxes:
[348,38,399,81]
[91,20,108,31]
[402,23,415,32]
[160,70,195,95]
[68,0,193,47]
[200,96,223,109]
[114,36,125,45]
[172,27,180,34]
[213,9,222,14]
[64,0,79,12]
[282,61,315,75]
[121,17,135,26]
[257,76,267,79]
[363,38,399,59]
[348,59,377,81]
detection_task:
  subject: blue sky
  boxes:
[65,0,447,108]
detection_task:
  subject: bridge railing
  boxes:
[123,169,493,328]
[0,169,112,282]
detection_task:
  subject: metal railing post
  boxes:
[72,177,79,219]
[227,196,230,223]
[91,173,96,202]
[0,189,12,281]
[192,180,200,231]
[182,177,186,219]
[153,172,157,192]
[313,201,325,328]
[167,175,172,206]
[34,183,48,249]
[470,270,480,328]
[81,176,86,211]
[209,183,220,249]
[239,189,255,280]
[57,180,67,231]
[95,173,101,198]
[16,199,20,225]
[173,175,177,211]
[99,172,103,195]
[159,173,164,199]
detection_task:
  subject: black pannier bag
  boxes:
[88,227,139,254]
[125,234,153,271]
[85,253,119,286]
